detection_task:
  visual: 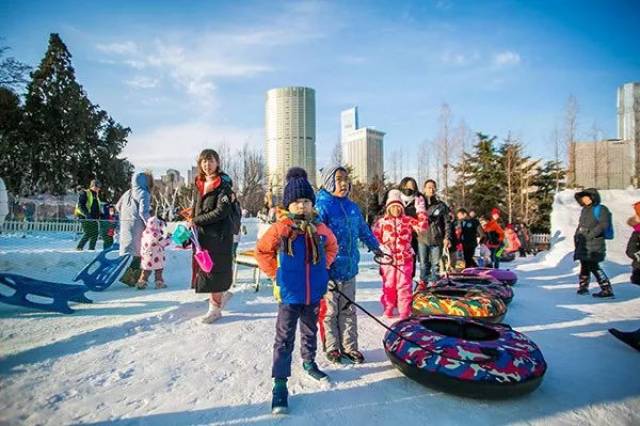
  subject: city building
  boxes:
[572,139,635,189]
[617,82,640,185]
[341,106,385,185]
[265,86,316,189]
[187,166,198,185]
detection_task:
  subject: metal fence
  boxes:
[1,220,83,233]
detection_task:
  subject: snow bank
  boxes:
[1,205,640,425]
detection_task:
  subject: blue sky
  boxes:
[2,0,639,179]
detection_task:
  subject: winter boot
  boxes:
[271,378,289,415]
[576,274,590,295]
[609,328,640,352]
[325,350,342,364]
[593,269,614,298]
[201,301,222,323]
[221,291,234,309]
[303,361,329,382]
[343,350,365,364]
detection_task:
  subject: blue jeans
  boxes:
[418,243,441,282]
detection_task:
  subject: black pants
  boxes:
[272,303,320,378]
[77,220,99,250]
[579,260,609,287]
[463,244,477,267]
[631,268,640,285]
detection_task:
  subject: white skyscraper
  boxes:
[265,87,316,189]
[341,106,384,185]
[617,82,640,186]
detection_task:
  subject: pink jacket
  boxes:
[373,211,428,265]
[140,216,172,271]
[504,228,521,253]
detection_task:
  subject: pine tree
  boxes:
[0,87,25,194]
[450,133,503,216]
[530,160,566,233]
[20,33,132,198]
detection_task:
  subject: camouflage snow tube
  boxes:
[432,275,514,305]
[413,288,508,323]
[462,267,518,286]
[383,316,547,398]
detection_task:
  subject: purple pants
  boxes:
[272,302,320,379]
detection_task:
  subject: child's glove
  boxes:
[634,251,640,262]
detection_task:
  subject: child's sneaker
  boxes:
[325,350,342,363]
[303,361,329,382]
[343,350,365,364]
[155,280,167,289]
[271,379,288,415]
[201,302,222,323]
[136,280,148,290]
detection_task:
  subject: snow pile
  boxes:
[1,203,640,425]
[544,188,640,267]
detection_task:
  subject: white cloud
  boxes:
[441,50,480,66]
[124,122,262,173]
[494,50,521,66]
[96,41,138,55]
[125,76,159,89]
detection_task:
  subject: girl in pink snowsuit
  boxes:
[373,189,428,319]
[137,216,172,289]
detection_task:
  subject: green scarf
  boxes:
[284,212,321,265]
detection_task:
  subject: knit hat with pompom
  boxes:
[282,167,316,208]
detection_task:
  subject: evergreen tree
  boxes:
[450,133,504,216]
[0,87,25,193]
[19,33,132,198]
[530,160,566,233]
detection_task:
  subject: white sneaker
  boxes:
[221,291,234,309]
[201,303,222,324]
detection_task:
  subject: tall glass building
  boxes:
[265,87,316,189]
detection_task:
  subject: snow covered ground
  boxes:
[1,192,640,425]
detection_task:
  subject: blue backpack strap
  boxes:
[592,204,601,222]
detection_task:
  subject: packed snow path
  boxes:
[1,190,640,425]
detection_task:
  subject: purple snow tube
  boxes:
[462,267,518,286]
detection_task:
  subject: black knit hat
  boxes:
[282,167,315,208]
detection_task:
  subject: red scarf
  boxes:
[195,175,221,197]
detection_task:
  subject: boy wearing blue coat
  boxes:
[316,166,383,364]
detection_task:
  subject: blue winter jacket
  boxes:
[315,189,380,281]
[276,232,330,305]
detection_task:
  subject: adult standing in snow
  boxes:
[398,177,424,279]
[574,188,614,298]
[75,179,103,251]
[191,149,235,323]
[315,166,383,364]
[417,179,451,284]
[117,171,153,286]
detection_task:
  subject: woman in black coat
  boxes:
[191,149,235,323]
[574,188,613,298]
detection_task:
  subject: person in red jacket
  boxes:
[482,208,505,268]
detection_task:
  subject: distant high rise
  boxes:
[617,82,640,186]
[265,87,316,189]
[341,106,384,185]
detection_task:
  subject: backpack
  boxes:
[592,204,614,240]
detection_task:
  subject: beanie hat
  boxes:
[321,165,348,194]
[634,201,640,217]
[283,167,315,208]
[385,189,404,211]
[491,208,500,217]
